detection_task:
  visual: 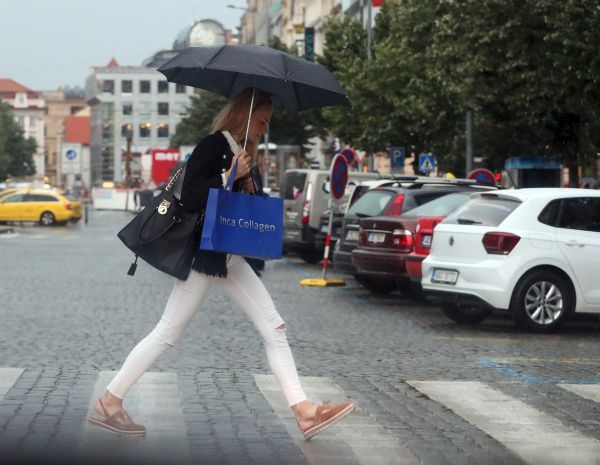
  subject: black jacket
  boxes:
[180,131,263,278]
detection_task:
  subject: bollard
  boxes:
[84,203,89,225]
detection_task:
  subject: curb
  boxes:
[0,226,14,234]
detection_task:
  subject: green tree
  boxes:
[0,101,36,181]
[170,91,227,147]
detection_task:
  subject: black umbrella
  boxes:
[157,44,350,112]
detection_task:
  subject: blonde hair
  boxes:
[210,88,272,160]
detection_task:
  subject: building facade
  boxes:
[0,79,46,180]
[42,90,86,186]
[85,59,194,185]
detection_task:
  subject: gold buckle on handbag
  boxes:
[157,200,171,215]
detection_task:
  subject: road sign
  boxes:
[304,27,315,62]
[61,142,82,175]
[467,168,496,185]
[419,152,436,174]
[340,148,355,165]
[389,146,405,169]
[330,154,349,200]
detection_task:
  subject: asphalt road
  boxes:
[0,210,599,465]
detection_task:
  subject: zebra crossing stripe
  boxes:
[559,384,600,403]
[255,375,420,465]
[407,380,600,465]
[79,371,193,465]
[0,368,24,400]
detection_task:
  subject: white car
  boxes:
[422,188,600,332]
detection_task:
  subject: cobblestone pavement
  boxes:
[0,210,599,465]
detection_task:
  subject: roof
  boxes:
[0,78,38,97]
[484,188,600,201]
[107,57,120,67]
[64,116,90,145]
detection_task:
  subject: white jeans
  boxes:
[107,255,307,407]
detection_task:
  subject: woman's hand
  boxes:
[242,176,257,194]
[225,150,251,181]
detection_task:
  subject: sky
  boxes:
[0,0,245,91]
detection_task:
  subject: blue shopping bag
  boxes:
[199,164,283,260]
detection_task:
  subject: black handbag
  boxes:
[117,165,201,280]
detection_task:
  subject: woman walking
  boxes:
[88,89,354,440]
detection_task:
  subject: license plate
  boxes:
[421,234,432,247]
[368,232,386,244]
[431,268,458,284]
[320,224,329,233]
[346,230,359,241]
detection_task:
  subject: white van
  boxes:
[281,169,381,263]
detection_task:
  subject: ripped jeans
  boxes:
[107,255,308,407]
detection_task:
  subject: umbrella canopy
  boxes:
[157,44,350,111]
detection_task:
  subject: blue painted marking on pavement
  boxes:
[478,358,543,383]
[478,358,600,385]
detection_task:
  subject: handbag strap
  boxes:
[164,164,187,200]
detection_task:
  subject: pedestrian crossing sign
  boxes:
[419,153,436,173]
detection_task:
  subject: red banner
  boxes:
[372,0,385,6]
[151,149,181,185]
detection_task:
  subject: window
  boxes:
[138,102,151,117]
[121,80,133,93]
[176,102,188,116]
[158,81,169,93]
[122,104,132,115]
[158,102,169,115]
[101,102,114,119]
[176,84,186,94]
[102,80,114,94]
[445,195,521,227]
[557,197,600,232]
[347,190,395,217]
[27,194,59,202]
[538,200,560,226]
[3,194,26,203]
[281,172,307,200]
[139,123,151,138]
[102,122,113,140]
[121,124,133,138]
[404,192,472,218]
[140,80,151,93]
[157,124,169,138]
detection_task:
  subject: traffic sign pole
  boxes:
[300,155,347,287]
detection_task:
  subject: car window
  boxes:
[538,200,560,226]
[347,190,394,217]
[445,196,521,226]
[27,194,59,202]
[281,172,307,200]
[403,192,472,217]
[3,193,26,203]
[557,197,600,232]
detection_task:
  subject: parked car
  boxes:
[421,188,600,332]
[352,187,497,294]
[0,188,19,200]
[282,169,381,263]
[335,179,485,293]
[0,189,82,226]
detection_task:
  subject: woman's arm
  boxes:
[180,136,224,214]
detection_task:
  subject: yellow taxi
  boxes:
[0,189,82,226]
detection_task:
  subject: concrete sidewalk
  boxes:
[0,225,14,234]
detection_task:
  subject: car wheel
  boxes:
[355,275,396,295]
[39,211,55,226]
[441,303,493,324]
[300,250,323,264]
[510,270,573,333]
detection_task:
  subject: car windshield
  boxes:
[402,192,472,217]
[347,190,394,217]
[444,195,521,226]
[281,172,307,200]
